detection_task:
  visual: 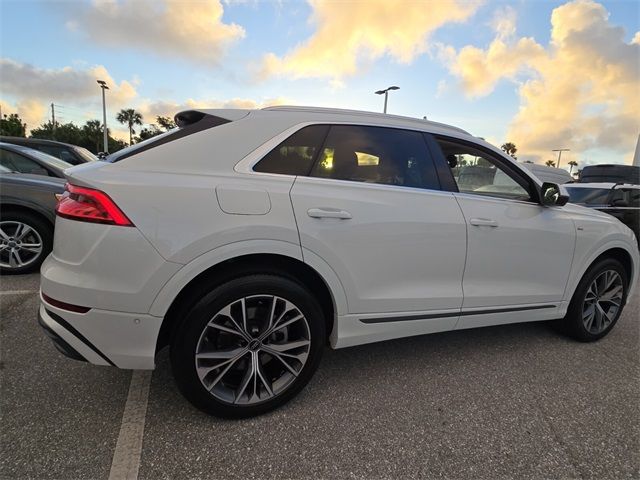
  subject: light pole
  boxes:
[97,80,109,153]
[374,86,399,114]
[552,148,570,169]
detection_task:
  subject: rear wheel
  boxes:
[557,258,628,341]
[0,211,52,275]
[170,274,325,418]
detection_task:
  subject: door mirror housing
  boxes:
[540,182,569,206]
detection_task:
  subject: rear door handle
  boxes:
[469,218,499,227]
[307,208,352,220]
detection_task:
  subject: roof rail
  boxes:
[262,105,470,135]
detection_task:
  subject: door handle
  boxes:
[307,208,352,220]
[469,218,499,227]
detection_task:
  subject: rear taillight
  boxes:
[56,183,133,226]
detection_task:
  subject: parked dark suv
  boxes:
[579,164,640,184]
[564,183,640,245]
[0,136,97,165]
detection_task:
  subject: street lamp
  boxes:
[552,148,570,169]
[97,80,109,154]
[374,86,399,114]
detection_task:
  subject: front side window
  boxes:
[254,125,329,176]
[310,125,440,189]
[435,138,532,201]
[564,187,610,206]
[608,188,640,208]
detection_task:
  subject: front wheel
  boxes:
[0,212,53,275]
[557,258,629,342]
[170,274,326,418]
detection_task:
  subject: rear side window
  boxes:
[310,125,440,189]
[254,125,329,176]
[0,149,48,175]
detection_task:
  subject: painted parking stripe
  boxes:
[0,290,38,295]
[109,370,153,480]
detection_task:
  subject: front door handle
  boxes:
[469,218,499,227]
[307,208,352,220]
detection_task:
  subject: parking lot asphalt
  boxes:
[1,273,638,479]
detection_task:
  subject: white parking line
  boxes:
[109,370,153,480]
[0,290,38,295]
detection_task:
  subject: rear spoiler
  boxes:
[108,110,249,163]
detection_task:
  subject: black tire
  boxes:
[170,274,326,418]
[0,210,53,275]
[556,258,629,342]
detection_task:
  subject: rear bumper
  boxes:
[38,296,161,369]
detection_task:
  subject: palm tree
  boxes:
[156,116,176,131]
[500,142,518,159]
[567,160,578,174]
[545,160,556,167]
[116,109,143,145]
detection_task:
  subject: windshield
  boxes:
[74,146,98,163]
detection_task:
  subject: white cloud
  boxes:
[441,0,640,163]
[258,0,482,81]
[138,97,290,122]
[0,58,137,106]
[67,0,244,65]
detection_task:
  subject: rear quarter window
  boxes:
[253,125,329,176]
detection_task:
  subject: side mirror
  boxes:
[541,182,569,206]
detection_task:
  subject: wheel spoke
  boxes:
[16,224,33,241]
[593,304,604,331]
[234,352,257,403]
[206,321,246,339]
[201,354,245,390]
[600,284,622,302]
[209,304,250,341]
[196,347,246,361]
[0,227,10,241]
[583,308,595,331]
[255,355,274,397]
[9,249,23,267]
[266,339,310,352]
[264,348,300,377]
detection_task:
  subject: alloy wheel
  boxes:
[0,221,44,270]
[582,270,623,335]
[194,295,311,405]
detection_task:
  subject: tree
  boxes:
[567,160,578,174]
[116,108,143,145]
[82,120,103,152]
[500,142,517,159]
[0,113,27,137]
[545,160,556,167]
[156,116,176,131]
[135,124,162,143]
[31,121,83,146]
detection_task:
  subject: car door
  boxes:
[430,135,576,327]
[289,124,467,326]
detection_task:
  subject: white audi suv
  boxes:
[38,107,639,417]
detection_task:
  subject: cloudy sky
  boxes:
[1,0,638,166]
